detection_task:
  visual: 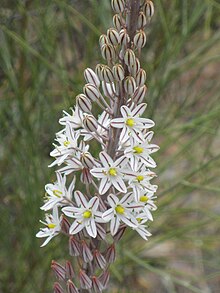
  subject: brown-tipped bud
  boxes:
[69,236,81,256]
[119,29,130,46]
[99,34,109,48]
[96,223,106,240]
[94,250,106,269]
[102,81,115,98]
[51,261,66,281]
[133,85,147,104]
[134,30,147,48]
[113,224,126,242]
[91,276,104,293]
[65,261,75,279]
[81,168,93,184]
[136,68,147,86]
[83,114,98,133]
[143,0,154,18]
[101,65,115,83]
[111,0,125,13]
[83,83,100,102]
[105,244,116,263]
[81,152,95,169]
[61,215,71,234]
[95,64,105,81]
[101,43,116,62]
[124,48,136,67]
[107,28,120,46]
[113,63,125,81]
[76,94,92,113]
[113,14,125,31]
[138,11,147,29]
[67,280,79,293]
[54,282,64,293]
[81,240,93,263]
[84,68,100,88]
[98,271,110,290]
[79,270,92,290]
[124,76,136,95]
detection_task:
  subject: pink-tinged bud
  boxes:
[138,11,147,29]
[96,223,106,240]
[102,81,115,98]
[101,65,115,83]
[105,244,116,263]
[98,271,110,290]
[94,250,106,269]
[65,261,74,279]
[111,0,125,13]
[99,34,109,48]
[54,282,64,293]
[83,114,98,133]
[133,85,147,104]
[134,30,147,48]
[136,68,147,87]
[51,261,66,281]
[91,276,104,293]
[67,280,79,293]
[124,48,136,67]
[61,215,71,234]
[119,29,130,46]
[113,224,126,242]
[101,43,116,62]
[124,76,136,95]
[143,0,154,18]
[107,28,120,46]
[79,270,92,289]
[95,64,105,81]
[84,68,100,88]
[83,83,100,102]
[81,152,95,169]
[81,167,93,184]
[76,94,92,113]
[81,240,93,263]
[113,14,125,31]
[113,63,125,81]
[69,236,81,256]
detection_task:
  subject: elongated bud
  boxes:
[81,240,93,262]
[54,282,64,293]
[81,168,93,184]
[67,280,79,293]
[95,64,105,81]
[101,66,115,83]
[51,261,66,281]
[81,152,95,169]
[143,0,154,18]
[83,115,98,132]
[130,57,140,76]
[79,270,92,290]
[84,68,100,87]
[76,94,92,113]
[99,34,109,48]
[91,276,104,293]
[119,29,130,46]
[124,76,136,95]
[134,30,147,48]
[113,14,125,31]
[105,244,116,263]
[96,223,106,240]
[69,236,81,256]
[61,215,71,234]
[94,250,106,269]
[107,28,120,46]
[65,261,75,279]
[98,271,110,290]
[101,43,116,62]
[138,11,147,29]
[124,48,136,67]
[83,83,100,102]
[102,81,115,98]
[113,63,125,81]
[136,68,147,86]
[111,0,125,13]
[113,224,126,242]
[132,85,147,104]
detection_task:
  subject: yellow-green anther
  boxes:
[63,141,70,147]
[83,210,92,218]
[126,118,135,127]
[115,205,125,214]
[133,146,144,154]
[53,190,62,198]
[140,195,149,202]
[136,175,144,182]
[108,168,117,176]
[47,223,56,229]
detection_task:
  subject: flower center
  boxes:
[47,223,56,229]
[63,140,70,147]
[126,118,135,127]
[83,210,92,218]
[115,205,125,214]
[108,168,117,176]
[53,190,62,198]
[140,195,149,202]
[133,146,144,154]
[137,217,142,223]
[136,175,144,182]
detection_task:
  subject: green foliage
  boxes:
[0,0,220,292]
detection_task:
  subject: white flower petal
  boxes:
[74,191,88,208]
[111,177,127,193]
[85,219,97,238]
[107,194,119,207]
[110,216,120,235]
[102,208,114,222]
[99,151,113,167]
[69,220,84,235]
[99,177,111,195]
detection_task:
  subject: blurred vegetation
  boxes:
[0,0,220,292]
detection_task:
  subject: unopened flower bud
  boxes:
[94,250,106,269]
[67,280,79,293]
[138,11,147,29]
[124,48,136,67]
[83,83,100,102]
[99,34,109,48]
[98,271,110,290]
[96,223,106,240]
[124,76,136,95]
[81,240,93,262]
[101,43,116,62]
[136,68,147,86]
[61,215,71,234]
[83,115,98,133]
[95,64,105,81]
[107,28,120,46]
[51,261,66,281]
[132,85,147,104]
[113,63,125,81]
[113,224,126,242]
[69,236,81,256]
[79,270,92,290]
[81,168,93,184]
[91,276,104,293]
[105,244,116,263]
[76,94,92,113]
[111,0,125,13]
[65,261,75,279]
[84,68,100,87]
[119,29,130,46]
[113,14,125,31]
[54,282,64,293]
[102,81,115,98]
[130,57,140,76]
[81,152,95,169]
[143,0,154,18]
[101,65,115,83]
[134,30,147,48]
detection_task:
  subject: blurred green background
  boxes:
[0,0,220,292]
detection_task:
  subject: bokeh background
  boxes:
[0,0,220,292]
